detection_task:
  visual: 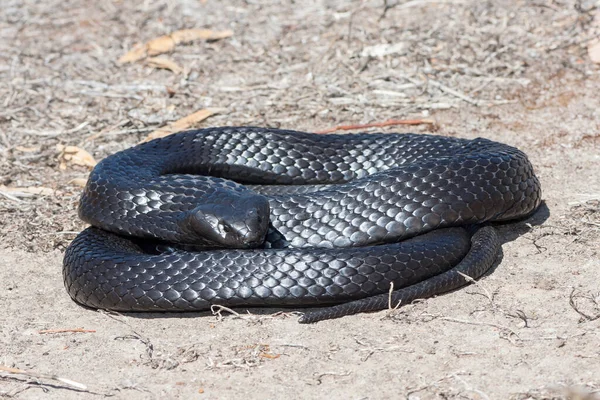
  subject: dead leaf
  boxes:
[146,57,183,74]
[57,145,97,170]
[0,185,57,197]
[588,40,600,64]
[142,108,225,142]
[146,35,176,56]
[118,44,147,64]
[118,29,233,64]
[68,178,89,187]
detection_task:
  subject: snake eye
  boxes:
[221,223,232,234]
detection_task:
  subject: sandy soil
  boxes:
[1,0,600,398]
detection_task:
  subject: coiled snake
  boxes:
[63,127,541,323]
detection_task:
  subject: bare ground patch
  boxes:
[1,0,600,399]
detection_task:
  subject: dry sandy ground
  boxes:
[1,0,600,399]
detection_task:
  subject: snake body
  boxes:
[63,127,541,322]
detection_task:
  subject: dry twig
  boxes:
[38,328,96,334]
[569,288,600,322]
[315,118,436,134]
[0,365,87,391]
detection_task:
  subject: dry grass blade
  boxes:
[0,365,87,391]
[142,108,225,142]
[315,119,436,134]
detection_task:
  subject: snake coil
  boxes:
[63,127,541,322]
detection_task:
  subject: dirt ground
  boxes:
[1,0,600,399]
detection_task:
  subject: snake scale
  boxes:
[63,127,541,323]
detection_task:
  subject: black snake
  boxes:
[63,127,541,323]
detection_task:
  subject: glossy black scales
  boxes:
[63,127,542,322]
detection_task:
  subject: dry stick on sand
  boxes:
[38,328,96,334]
[0,365,87,391]
[314,118,436,134]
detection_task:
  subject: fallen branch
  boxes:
[314,118,436,134]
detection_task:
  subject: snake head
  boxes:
[186,193,270,248]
